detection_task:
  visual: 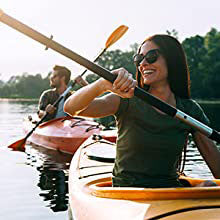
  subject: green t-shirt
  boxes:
[113,96,209,188]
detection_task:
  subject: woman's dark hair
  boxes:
[136,34,191,99]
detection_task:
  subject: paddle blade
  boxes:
[105,25,128,49]
[0,9,3,17]
[8,138,26,152]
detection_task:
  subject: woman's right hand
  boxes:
[99,68,137,98]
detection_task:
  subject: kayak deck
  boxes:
[23,116,117,154]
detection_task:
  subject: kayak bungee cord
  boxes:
[1,9,220,143]
[76,138,115,179]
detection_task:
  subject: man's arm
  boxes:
[38,91,56,119]
[75,75,89,87]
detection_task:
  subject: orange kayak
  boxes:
[69,135,220,220]
[23,116,117,154]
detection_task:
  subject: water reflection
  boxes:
[25,144,72,213]
[37,167,68,212]
[184,136,215,179]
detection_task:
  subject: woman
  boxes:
[64,34,220,188]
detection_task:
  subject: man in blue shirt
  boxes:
[38,65,88,121]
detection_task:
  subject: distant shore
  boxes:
[0,98,38,102]
[197,99,220,104]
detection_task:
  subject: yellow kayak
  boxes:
[68,135,220,220]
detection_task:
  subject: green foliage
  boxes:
[0,73,50,98]
[182,35,208,97]
[182,28,220,99]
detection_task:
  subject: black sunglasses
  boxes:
[133,49,160,66]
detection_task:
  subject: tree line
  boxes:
[0,27,220,100]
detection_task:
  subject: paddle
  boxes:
[4,21,128,152]
[1,9,220,143]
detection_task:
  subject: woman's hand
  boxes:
[100,68,137,98]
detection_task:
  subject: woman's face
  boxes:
[138,41,168,87]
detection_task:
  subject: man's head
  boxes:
[50,65,71,88]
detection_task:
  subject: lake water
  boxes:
[0,99,220,219]
[0,100,72,220]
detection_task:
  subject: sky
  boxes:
[0,0,220,82]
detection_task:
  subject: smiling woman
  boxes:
[64,34,220,188]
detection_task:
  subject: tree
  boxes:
[0,73,50,98]
[202,28,220,98]
[182,28,220,99]
[182,35,207,98]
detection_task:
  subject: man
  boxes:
[38,65,88,121]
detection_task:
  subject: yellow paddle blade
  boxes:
[0,9,3,18]
[105,25,128,49]
[8,138,26,152]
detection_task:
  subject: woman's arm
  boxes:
[64,68,136,118]
[193,131,220,178]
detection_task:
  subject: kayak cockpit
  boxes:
[88,176,220,200]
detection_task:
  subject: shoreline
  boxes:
[197,100,220,104]
[0,98,38,102]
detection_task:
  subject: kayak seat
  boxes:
[95,181,112,187]
[179,178,192,187]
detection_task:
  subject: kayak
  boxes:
[23,116,117,154]
[69,135,220,220]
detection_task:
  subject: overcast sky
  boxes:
[1,0,220,81]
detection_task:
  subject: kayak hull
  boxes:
[23,116,116,154]
[69,136,220,220]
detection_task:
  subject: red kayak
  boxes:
[23,116,117,154]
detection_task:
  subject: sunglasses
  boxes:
[133,49,160,66]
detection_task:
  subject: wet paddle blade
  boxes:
[8,138,26,152]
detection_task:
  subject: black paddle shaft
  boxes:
[1,11,220,143]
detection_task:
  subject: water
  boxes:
[0,99,72,220]
[0,99,220,219]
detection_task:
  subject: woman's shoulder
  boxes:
[177,97,201,111]
[177,97,209,124]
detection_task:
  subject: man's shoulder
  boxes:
[41,88,56,96]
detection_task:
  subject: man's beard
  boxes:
[51,82,61,89]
